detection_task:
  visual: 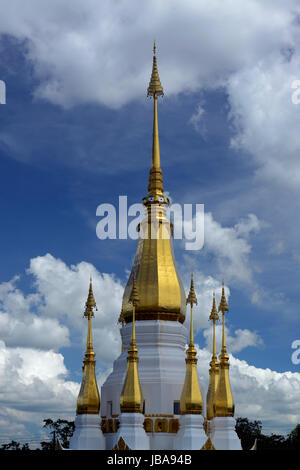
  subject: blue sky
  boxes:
[1,0,300,445]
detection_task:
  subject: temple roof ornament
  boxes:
[180,274,203,415]
[214,283,235,417]
[120,278,144,413]
[76,277,100,415]
[120,43,186,324]
[206,293,220,421]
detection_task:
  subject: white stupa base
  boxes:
[69,414,105,450]
[113,413,150,450]
[211,417,242,450]
[174,414,207,450]
[150,433,176,450]
[102,320,188,418]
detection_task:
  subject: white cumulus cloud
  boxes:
[197,347,300,435]
[0,276,69,350]
[0,0,299,191]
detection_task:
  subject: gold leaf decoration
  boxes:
[201,437,215,450]
[113,437,131,450]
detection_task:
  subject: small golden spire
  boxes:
[206,293,220,421]
[76,277,100,415]
[120,278,143,413]
[209,292,219,361]
[214,283,235,417]
[186,273,197,347]
[218,282,230,363]
[180,275,203,415]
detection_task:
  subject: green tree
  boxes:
[40,418,75,450]
[257,433,287,450]
[235,417,262,450]
[0,440,30,451]
[286,424,300,449]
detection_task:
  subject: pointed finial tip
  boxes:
[218,280,229,313]
[84,276,97,317]
[209,291,219,321]
[147,41,164,97]
[187,274,197,306]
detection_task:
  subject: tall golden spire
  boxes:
[120,278,143,413]
[206,293,220,421]
[76,277,100,415]
[147,40,164,196]
[214,283,234,417]
[180,275,203,415]
[120,43,186,325]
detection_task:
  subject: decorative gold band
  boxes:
[101,417,180,434]
[123,312,185,324]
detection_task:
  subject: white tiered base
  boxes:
[174,414,207,450]
[101,320,188,450]
[211,417,242,450]
[69,414,105,450]
[113,413,150,450]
